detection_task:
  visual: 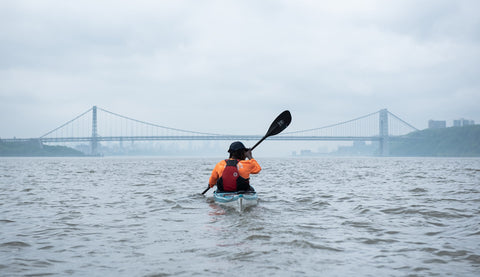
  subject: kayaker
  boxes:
[208,141,261,192]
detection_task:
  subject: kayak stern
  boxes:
[213,191,258,212]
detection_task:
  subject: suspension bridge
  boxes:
[4,106,418,156]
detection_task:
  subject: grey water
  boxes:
[1,157,479,277]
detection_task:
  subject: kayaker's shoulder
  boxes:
[216,159,227,166]
[240,159,258,164]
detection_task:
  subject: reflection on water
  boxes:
[1,157,479,276]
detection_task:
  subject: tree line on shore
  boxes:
[389,125,480,157]
[0,140,84,157]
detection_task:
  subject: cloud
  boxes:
[1,0,479,139]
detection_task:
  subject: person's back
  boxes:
[208,141,261,192]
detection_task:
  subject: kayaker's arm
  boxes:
[247,159,261,174]
[208,160,225,188]
[245,149,253,160]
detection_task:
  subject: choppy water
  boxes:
[1,156,479,276]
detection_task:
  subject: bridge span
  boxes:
[38,135,386,143]
[3,106,418,156]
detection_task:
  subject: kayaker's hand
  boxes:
[209,183,215,188]
[245,149,253,160]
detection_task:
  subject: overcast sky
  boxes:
[1,0,479,139]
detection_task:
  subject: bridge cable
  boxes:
[97,107,223,136]
[283,110,379,134]
[40,107,93,138]
[387,111,419,131]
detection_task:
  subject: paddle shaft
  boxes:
[249,135,268,152]
[201,186,210,195]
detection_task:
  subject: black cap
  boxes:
[228,141,246,152]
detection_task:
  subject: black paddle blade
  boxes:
[249,110,292,151]
[265,110,292,137]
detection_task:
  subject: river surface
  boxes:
[1,156,479,276]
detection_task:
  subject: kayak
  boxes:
[213,189,258,212]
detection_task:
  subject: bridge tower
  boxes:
[91,106,98,155]
[379,109,389,156]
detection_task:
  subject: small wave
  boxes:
[423,210,473,219]
[426,221,447,227]
[312,200,330,207]
[466,254,480,264]
[409,187,428,193]
[46,259,66,264]
[170,204,183,209]
[381,207,473,219]
[246,234,271,241]
[0,241,31,248]
[286,239,343,252]
[435,250,470,258]
[361,238,398,245]
[413,267,430,272]
[145,273,170,277]
[468,230,480,236]
[337,196,354,202]
[149,208,166,213]
[342,220,373,229]
[139,172,163,176]
[420,247,438,253]
[353,204,371,214]
[293,195,316,203]
[425,231,443,236]
[32,260,54,268]
[423,258,448,264]
[76,170,96,174]
[162,199,176,204]
[134,183,147,186]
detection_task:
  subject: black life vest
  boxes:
[216,159,250,192]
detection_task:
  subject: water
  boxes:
[1,156,479,276]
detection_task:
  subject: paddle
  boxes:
[202,110,292,195]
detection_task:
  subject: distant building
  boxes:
[428,120,446,129]
[453,118,475,127]
[300,149,313,156]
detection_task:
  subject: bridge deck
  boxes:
[2,135,402,143]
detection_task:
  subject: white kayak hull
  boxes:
[213,191,258,212]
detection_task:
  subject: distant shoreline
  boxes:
[2,125,479,157]
[0,140,84,157]
[389,125,480,157]
[296,125,480,157]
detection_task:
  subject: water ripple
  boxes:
[0,157,479,276]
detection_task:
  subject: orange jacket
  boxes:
[209,158,261,187]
